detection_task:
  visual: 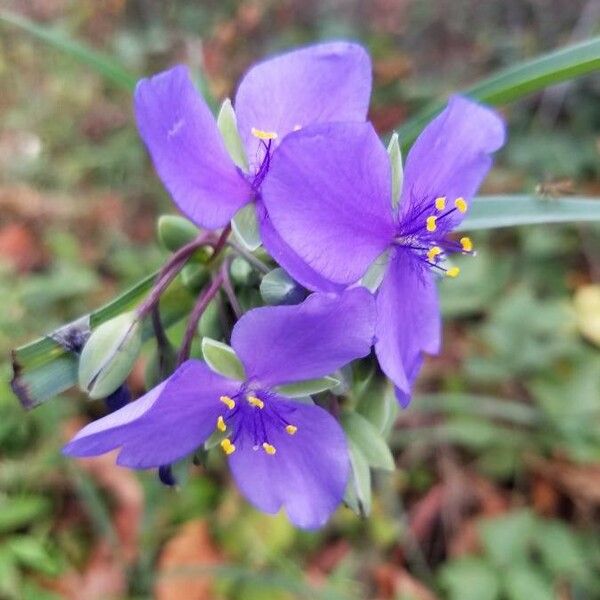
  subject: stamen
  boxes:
[435,196,446,211]
[262,442,277,455]
[220,438,236,455]
[427,246,442,262]
[247,395,265,409]
[454,197,468,213]
[460,236,473,252]
[446,266,460,278]
[220,395,236,410]
[217,415,226,432]
[285,424,298,435]
[251,127,278,141]
[426,216,437,232]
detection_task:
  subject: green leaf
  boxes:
[7,536,59,576]
[503,564,554,600]
[232,204,262,251]
[461,196,600,231]
[396,36,600,149]
[439,557,500,600]
[0,496,51,533]
[0,9,137,90]
[356,383,399,437]
[479,510,537,567]
[387,132,403,209]
[260,268,306,305]
[217,98,248,170]
[340,411,394,471]
[201,338,245,380]
[276,376,339,397]
[344,439,371,517]
[360,251,389,293]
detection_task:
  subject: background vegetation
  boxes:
[1,1,599,598]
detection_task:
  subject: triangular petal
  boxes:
[228,396,349,529]
[374,251,441,395]
[235,41,371,163]
[400,96,505,231]
[135,66,252,229]
[231,288,375,387]
[263,122,396,285]
[63,361,239,468]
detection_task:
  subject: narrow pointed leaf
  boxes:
[460,196,600,231]
[344,439,372,517]
[341,411,395,471]
[217,98,248,170]
[201,338,245,380]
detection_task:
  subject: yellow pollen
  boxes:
[220,438,236,455]
[435,196,447,210]
[247,395,265,409]
[446,266,460,278]
[454,197,468,213]
[427,246,442,262]
[262,442,277,455]
[460,236,473,252]
[217,415,226,432]
[220,395,235,410]
[251,127,278,140]
[426,215,437,232]
[285,425,298,435]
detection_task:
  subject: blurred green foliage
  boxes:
[0,1,599,599]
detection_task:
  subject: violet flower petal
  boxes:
[374,251,441,395]
[135,66,251,229]
[235,41,371,161]
[63,361,239,468]
[263,122,396,285]
[228,395,349,529]
[231,288,375,387]
[399,95,505,231]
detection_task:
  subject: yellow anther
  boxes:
[220,438,236,455]
[262,442,277,455]
[454,197,468,213]
[251,127,278,140]
[285,425,298,435]
[435,196,447,210]
[426,215,437,232]
[446,266,460,278]
[427,246,442,262]
[460,236,473,252]
[247,395,264,409]
[220,395,236,410]
[217,415,226,432]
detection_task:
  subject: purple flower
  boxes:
[134,41,370,290]
[64,289,375,529]
[262,96,506,405]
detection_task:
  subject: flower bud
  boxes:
[78,312,142,400]
[230,257,258,287]
[181,263,210,292]
[260,268,306,305]
[157,215,199,251]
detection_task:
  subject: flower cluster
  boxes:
[65,42,505,529]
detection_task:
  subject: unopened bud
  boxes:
[78,312,142,399]
[260,268,306,306]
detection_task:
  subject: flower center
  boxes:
[249,127,278,192]
[394,195,474,278]
[215,390,298,456]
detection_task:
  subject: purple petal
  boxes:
[400,95,505,230]
[228,396,349,529]
[263,122,396,285]
[63,361,239,468]
[257,203,345,293]
[232,288,375,387]
[394,354,423,409]
[135,66,251,229]
[374,250,441,395]
[235,41,371,163]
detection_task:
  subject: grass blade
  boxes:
[460,196,600,231]
[0,9,137,90]
[396,36,600,149]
